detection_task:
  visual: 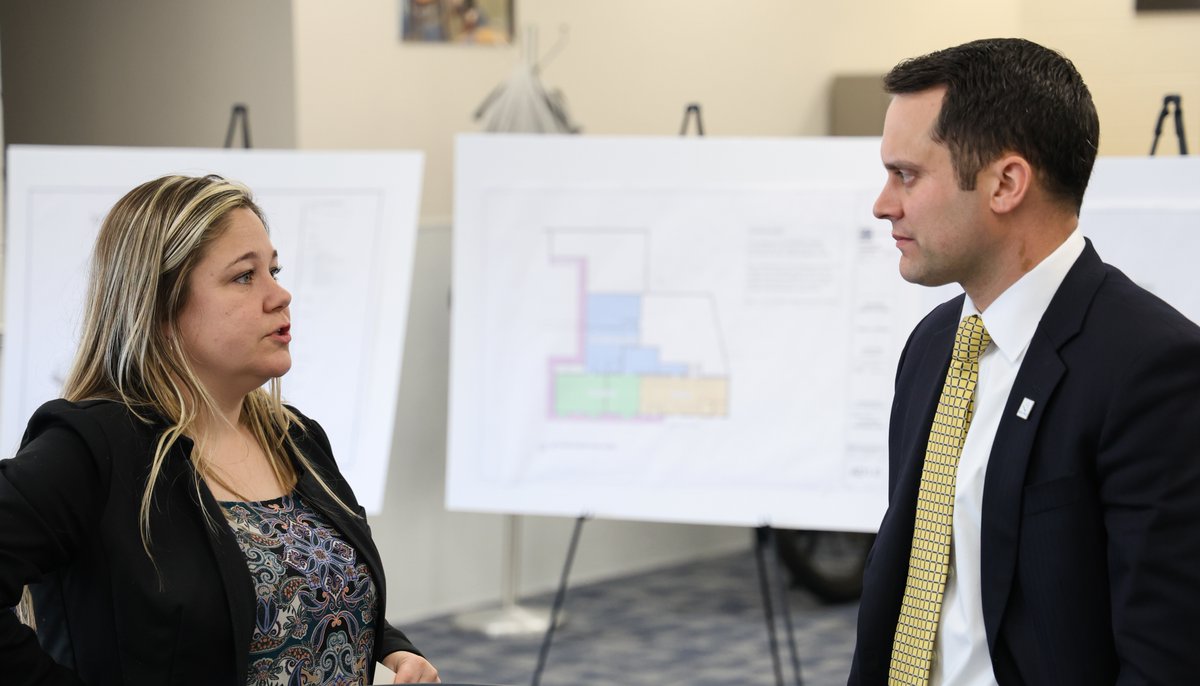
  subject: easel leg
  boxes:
[531,515,587,686]
[755,527,786,686]
[769,528,804,686]
[756,526,804,686]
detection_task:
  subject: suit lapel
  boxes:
[978,332,1064,647]
[978,241,1107,647]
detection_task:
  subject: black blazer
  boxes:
[850,242,1200,685]
[0,398,420,685]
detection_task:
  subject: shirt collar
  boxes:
[960,228,1085,364]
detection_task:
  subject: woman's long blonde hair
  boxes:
[17,175,355,627]
[21,175,360,628]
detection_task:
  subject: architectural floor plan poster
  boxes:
[449,135,956,532]
[3,146,424,514]
[448,141,1200,532]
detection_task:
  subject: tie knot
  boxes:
[953,315,991,362]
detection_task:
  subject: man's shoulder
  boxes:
[1025,241,1200,354]
[1089,261,1200,344]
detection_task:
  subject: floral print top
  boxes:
[220,492,378,686]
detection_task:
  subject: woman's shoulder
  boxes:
[282,404,336,462]
[24,398,158,449]
[31,397,153,426]
[33,397,132,418]
[283,403,314,427]
[283,404,326,439]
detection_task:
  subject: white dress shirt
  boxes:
[931,229,1086,686]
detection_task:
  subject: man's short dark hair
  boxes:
[884,38,1099,213]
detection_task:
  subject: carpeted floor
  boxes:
[397,551,858,686]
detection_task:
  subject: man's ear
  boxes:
[989,154,1032,214]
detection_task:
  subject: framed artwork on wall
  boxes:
[1136,0,1200,9]
[401,0,514,45]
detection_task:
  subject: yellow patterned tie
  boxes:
[889,314,991,685]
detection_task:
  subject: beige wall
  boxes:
[295,0,1200,224]
[830,1,1021,72]
[1021,0,1200,157]
[293,1,847,223]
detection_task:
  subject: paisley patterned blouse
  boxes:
[220,492,378,686]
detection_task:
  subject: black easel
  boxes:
[1149,94,1187,156]
[224,103,252,149]
[755,527,804,686]
[677,103,803,686]
[530,514,587,686]
[679,103,705,136]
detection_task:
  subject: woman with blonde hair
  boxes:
[0,174,440,684]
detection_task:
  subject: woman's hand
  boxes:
[382,651,441,683]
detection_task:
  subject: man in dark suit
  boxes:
[849,38,1200,685]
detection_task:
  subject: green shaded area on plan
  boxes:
[555,374,641,417]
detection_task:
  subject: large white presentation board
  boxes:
[448,135,955,532]
[447,135,1200,532]
[3,146,424,514]
[1080,157,1200,323]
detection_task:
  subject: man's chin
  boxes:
[898,262,929,286]
[899,267,954,290]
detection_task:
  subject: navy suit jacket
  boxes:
[850,242,1200,684]
[0,399,420,685]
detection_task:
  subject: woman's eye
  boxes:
[270,265,283,280]
[235,271,254,284]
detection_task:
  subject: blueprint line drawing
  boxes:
[448,135,943,531]
[545,229,730,422]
